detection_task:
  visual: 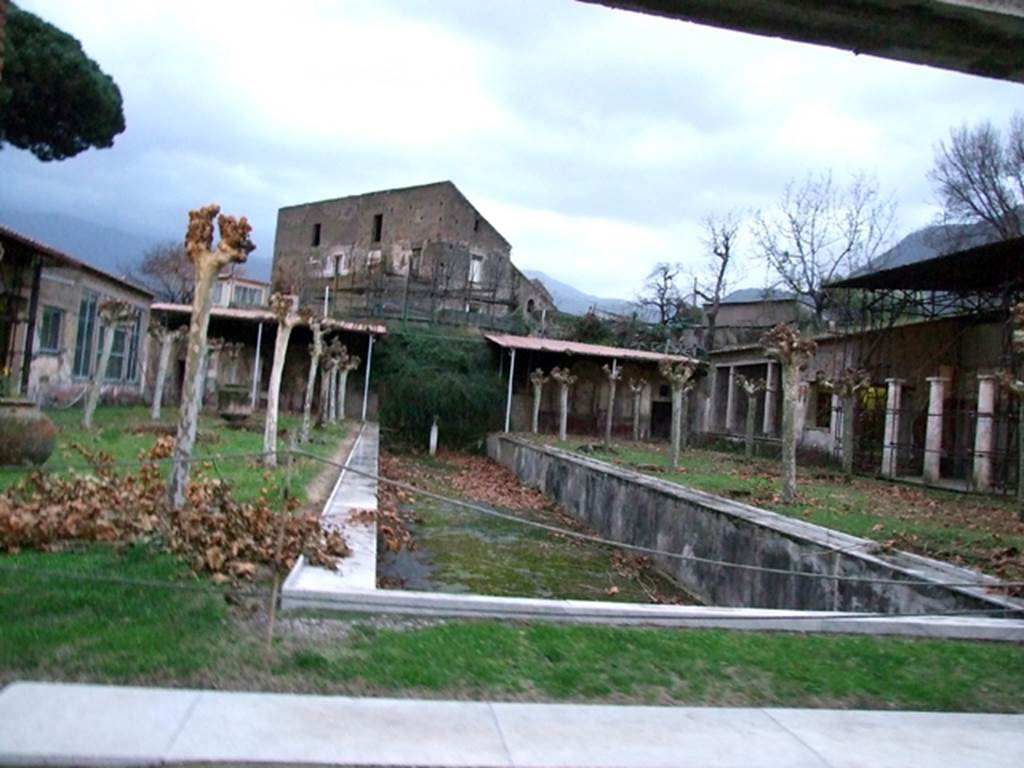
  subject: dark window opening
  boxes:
[372,214,383,243]
[526,298,535,313]
[39,306,63,353]
[659,384,669,398]
[814,388,832,429]
[73,291,98,377]
[474,217,481,232]
[311,223,321,247]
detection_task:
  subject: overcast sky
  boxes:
[1,0,1021,299]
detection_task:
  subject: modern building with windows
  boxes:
[212,270,269,309]
[0,225,152,404]
[271,181,554,330]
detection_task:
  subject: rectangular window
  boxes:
[73,291,98,377]
[812,387,832,429]
[233,285,262,306]
[311,222,321,247]
[371,214,383,243]
[320,253,336,278]
[473,217,481,232]
[468,254,483,284]
[212,282,225,305]
[38,306,63,353]
[336,251,349,274]
[98,312,140,382]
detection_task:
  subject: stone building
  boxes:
[0,225,152,404]
[704,288,809,350]
[271,181,554,329]
[700,232,1024,494]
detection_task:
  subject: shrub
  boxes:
[374,328,504,450]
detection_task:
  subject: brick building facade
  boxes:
[271,181,553,327]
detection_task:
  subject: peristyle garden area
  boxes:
[2,401,1023,711]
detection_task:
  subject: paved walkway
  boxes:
[0,682,1020,767]
[283,422,379,597]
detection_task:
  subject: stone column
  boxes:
[762,361,777,436]
[923,376,949,483]
[725,365,737,433]
[973,374,997,491]
[881,378,904,478]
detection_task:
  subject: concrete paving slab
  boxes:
[492,702,826,768]
[0,681,199,766]
[283,423,380,599]
[167,691,510,766]
[2,683,1022,768]
[766,708,1024,768]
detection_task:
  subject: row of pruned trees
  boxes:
[86,204,361,510]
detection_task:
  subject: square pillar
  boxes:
[923,376,949,483]
[762,361,777,436]
[881,378,904,478]
[725,366,737,433]
[973,374,997,491]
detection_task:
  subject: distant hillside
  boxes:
[0,209,274,281]
[522,269,641,317]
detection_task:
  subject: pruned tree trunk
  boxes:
[337,368,350,420]
[167,205,253,509]
[603,363,621,447]
[300,321,324,444]
[83,300,135,429]
[1018,397,1024,516]
[780,363,799,503]
[328,366,338,423]
[680,386,691,452]
[670,386,682,467]
[559,384,569,441]
[83,324,117,429]
[151,332,175,421]
[761,324,816,505]
[629,379,646,441]
[318,362,331,425]
[263,295,303,467]
[745,396,758,458]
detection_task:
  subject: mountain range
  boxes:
[521,269,639,317]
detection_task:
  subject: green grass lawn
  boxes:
[2,544,1022,711]
[0,406,350,509]
[538,437,1024,583]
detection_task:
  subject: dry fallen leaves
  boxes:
[0,439,348,580]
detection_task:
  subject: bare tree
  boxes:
[659,359,699,468]
[127,241,195,303]
[694,212,741,352]
[82,300,135,428]
[167,205,253,509]
[929,113,1024,241]
[761,324,817,503]
[754,172,894,325]
[635,262,682,325]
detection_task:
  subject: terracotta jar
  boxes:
[0,398,57,465]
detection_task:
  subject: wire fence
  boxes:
[2,442,1023,626]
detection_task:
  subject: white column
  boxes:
[881,378,904,478]
[829,392,843,451]
[923,376,949,483]
[361,334,375,422]
[973,374,997,491]
[250,321,263,409]
[725,366,737,433]
[504,348,517,433]
[762,361,777,436]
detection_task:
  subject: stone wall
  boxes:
[487,435,1018,614]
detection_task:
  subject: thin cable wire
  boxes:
[1,560,1021,622]
[294,449,1024,594]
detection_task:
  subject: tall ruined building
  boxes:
[272,181,553,324]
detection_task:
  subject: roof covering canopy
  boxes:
[485,333,696,365]
[827,236,1024,292]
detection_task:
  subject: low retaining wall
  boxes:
[487,436,1020,614]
